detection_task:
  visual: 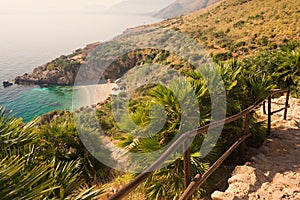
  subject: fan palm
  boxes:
[0,107,105,199]
[276,49,300,88]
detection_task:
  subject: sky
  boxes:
[0,0,124,14]
[0,0,174,15]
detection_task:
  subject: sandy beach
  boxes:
[73,83,118,108]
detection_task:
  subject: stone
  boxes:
[3,81,13,88]
[211,191,226,200]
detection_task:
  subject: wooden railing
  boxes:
[263,89,290,135]
[109,89,290,200]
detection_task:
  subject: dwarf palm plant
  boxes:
[276,49,300,95]
[0,108,56,199]
[0,107,105,199]
[38,111,117,183]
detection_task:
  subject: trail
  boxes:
[211,96,300,200]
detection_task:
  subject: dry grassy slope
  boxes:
[157,0,300,57]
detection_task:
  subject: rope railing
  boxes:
[109,89,290,200]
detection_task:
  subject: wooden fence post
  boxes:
[183,140,192,200]
[267,96,272,135]
[284,90,290,120]
[239,114,249,160]
[263,101,267,115]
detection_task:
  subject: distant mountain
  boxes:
[153,0,221,18]
[107,0,174,15]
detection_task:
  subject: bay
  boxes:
[0,13,160,121]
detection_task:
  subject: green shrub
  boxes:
[233,20,245,28]
[213,52,233,61]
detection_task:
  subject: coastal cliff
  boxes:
[15,42,100,86]
[15,44,192,86]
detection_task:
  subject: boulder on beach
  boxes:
[3,81,13,88]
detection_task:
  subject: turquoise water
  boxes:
[0,13,160,122]
[0,85,74,122]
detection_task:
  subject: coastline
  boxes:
[0,12,162,121]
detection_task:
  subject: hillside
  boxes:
[153,0,221,18]
[5,0,300,199]
[15,0,300,85]
[156,0,300,58]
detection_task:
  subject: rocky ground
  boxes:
[211,96,300,200]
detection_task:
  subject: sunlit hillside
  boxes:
[156,0,300,58]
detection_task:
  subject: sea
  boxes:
[0,13,160,122]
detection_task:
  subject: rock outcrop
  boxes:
[14,43,174,86]
[3,81,13,88]
[15,42,100,86]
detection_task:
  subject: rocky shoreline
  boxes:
[13,42,100,86]
[2,81,13,88]
[14,63,76,86]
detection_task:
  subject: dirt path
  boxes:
[211,96,300,200]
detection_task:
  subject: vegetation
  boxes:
[47,55,81,72]
[3,41,298,198]
[0,109,108,199]
[95,56,274,199]
[1,0,299,199]
[160,0,300,58]
[237,41,300,97]
[93,40,299,198]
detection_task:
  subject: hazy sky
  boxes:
[0,0,124,14]
[0,0,175,15]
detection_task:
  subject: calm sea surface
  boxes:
[0,13,160,122]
